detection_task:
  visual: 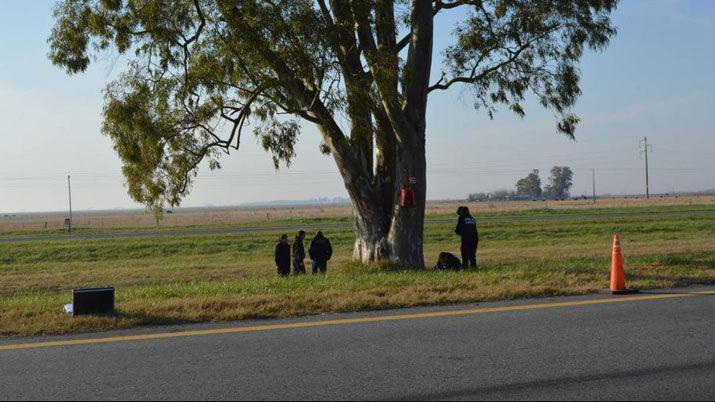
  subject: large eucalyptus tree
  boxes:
[49,0,617,267]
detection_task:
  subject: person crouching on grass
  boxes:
[275,234,291,277]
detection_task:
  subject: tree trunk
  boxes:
[386,134,426,268]
[352,207,390,262]
[351,131,426,268]
[348,0,433,268]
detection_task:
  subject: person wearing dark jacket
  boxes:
[275,234,291,276]
[308,231,333,275]
[292,230,306,275]
[435,252,462,271]
[455,206,479,269]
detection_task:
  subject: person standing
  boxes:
[275,234,291,277]
[292,230,307,275]
[309,231,333,275]
[455,206,479,269]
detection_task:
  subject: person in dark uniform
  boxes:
[274,234,291,277]
[455,206,479,269]
[309,231,333,275]
[292,230,306,275]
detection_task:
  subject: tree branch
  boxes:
[433,0,480,14]
[351,2,412,146]
[216,1,372,185]
[428,25,561,93]
[402,0,434,131]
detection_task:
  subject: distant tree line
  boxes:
[468,166,574,202]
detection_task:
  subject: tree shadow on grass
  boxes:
[341,261,428,274]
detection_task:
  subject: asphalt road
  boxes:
[2,209,714,244]
[1,287,713,400]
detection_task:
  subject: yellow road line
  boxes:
[1,290,713,352]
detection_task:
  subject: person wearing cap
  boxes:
[455,206,479,269]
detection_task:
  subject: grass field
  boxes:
[1,203,714,337]
[3,195,714,234]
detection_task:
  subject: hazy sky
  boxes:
[1,0,714,213]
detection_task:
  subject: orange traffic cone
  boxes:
[610,234,638,295]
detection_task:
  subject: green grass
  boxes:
[0,205,714,337]
[3,202,713,238]
[428,203,715,220]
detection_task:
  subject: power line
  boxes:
[1,144,712,182]
[0,166,710,189]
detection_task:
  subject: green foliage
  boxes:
[515,169,542,198]
[442,0,617,137]
[48,0,617,214]
[543,166,574,200]
[49,0,336,213]
[255,119,301,169]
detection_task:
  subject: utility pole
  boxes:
[592,169,596,204]
[67,175,73,234]
[639,137,653,199]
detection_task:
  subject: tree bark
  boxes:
[352,205,391,262]
[385,0,432,268]
[224,0,432,268]
[349,0,432,268]
[385,130,426,268]
[349,122,426,267]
